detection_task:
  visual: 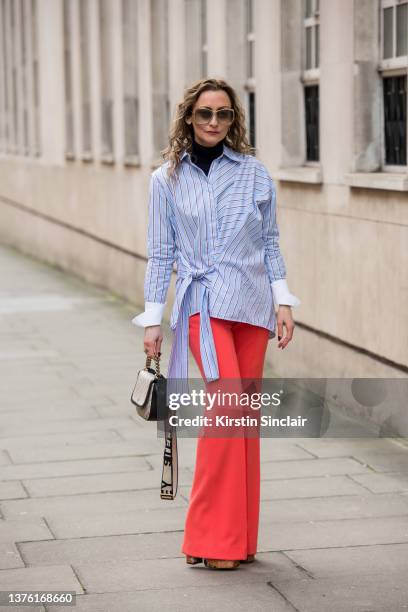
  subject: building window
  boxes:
[304,85,319,162]
[151,0,169,160]
[380,0,407,168]
[79,0,92,159]
[0,0,39,157]
[1,0,12,153]
[63,0,74,158]
[184,0,207,86]
[12,0,25,155]
[304,0,319,70]
[381,0,408,60]
[245,0,255,148]
[0,0,7,152]
[21,0,29,155]
[248,90,255,149]
[200,0,207,77]
[303,0,320,162]
[10,0,17,153]
[122,0,139,161]
[383,75,407,165]
[99,0,114,161]
[31,0,39,155]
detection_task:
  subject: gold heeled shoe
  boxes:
[185,555,203,565]
[203,558,240,569]
[185,554,246,569]
[239,553,256,563]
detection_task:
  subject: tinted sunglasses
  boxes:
[193,107,235,125]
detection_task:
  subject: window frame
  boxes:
[303,0,320,76]
[79,0,92,161]
[244,0,255,148]
[150,0,170,163]
[200,0,207,77]
[379,0,408,172]
[99,0,115,164]
[379,0,408,69]
[122,0,140,165]
[301,0,320,166]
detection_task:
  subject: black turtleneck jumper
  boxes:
[190,137,225,175]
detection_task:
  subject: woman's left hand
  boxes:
[276,305,295,349]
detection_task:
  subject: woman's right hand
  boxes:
[144,325,163,357]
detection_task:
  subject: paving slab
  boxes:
[0,455,150,481]
[179,474,368,503]
[46,583,294,612]
[19,532,185,566]
[256,515,408,551]
[259,474,370,499]
[0,405,99,423]
[347,451,408,472]
[0,396,114,414]
[286,542,408,577]
[6,440,163,464]
[0,481,27,500]
[0,388,81,406]
[270,572,408,612]
[258,493,408,522]
[0,452,11,467]
[1,489,187,520]
[0,564,82,593]
[0,416,139,438]
[260,456,372,479]
[0,542,24,570]
[349,471,408,493]
[22,467,193,498]
[0,519,52,543]
[73,551,303,594]
[47,506,188,539]
[295,437,408,458]
[0,429,122,452]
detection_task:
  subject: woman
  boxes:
[132,77,300,570]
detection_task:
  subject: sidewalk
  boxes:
[0,242,408,612]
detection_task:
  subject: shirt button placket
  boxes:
[207,161,219,261]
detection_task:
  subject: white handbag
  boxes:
[130,353,178,499]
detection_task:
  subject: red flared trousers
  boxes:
[181,313,270,560]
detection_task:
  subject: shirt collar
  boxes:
[181,143,243,163]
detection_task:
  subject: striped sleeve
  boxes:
[144,171,176,304]
[255,163,287,283]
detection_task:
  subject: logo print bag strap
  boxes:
[130,352,178,499]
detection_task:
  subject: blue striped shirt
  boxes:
[132,144,300,384]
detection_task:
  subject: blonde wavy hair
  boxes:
[161,78,255,178]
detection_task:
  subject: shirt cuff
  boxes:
[131,302,166,327]
[271,279,301,307]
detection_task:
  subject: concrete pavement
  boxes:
[0,243,408,612]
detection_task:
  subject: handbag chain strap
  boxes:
[145,352,161,378]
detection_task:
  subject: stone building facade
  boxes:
[0,0,407,378]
